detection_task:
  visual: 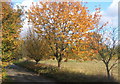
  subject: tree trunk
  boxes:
[56,54,62,69]
[57,58,62,69]
[105,64,110,79]
[35,60,39,64]
[58,61,61,68]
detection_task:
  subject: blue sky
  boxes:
[85,2,111,11]
[12,0,112,12]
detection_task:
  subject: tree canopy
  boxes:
[2,2,23,62]
[28,2,103,68]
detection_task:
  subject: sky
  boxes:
[11,0,119,38]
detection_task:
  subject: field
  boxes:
[15,59,119,82]
[40,59,119,81]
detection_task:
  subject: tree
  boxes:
[24,29,50,64]
[1,1,23,80]
[1,2,23,63]
[13,39,24,61]
[115,43,120,58]
[87,27,118,79]
[28,2,102,68]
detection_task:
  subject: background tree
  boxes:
[13,39,24,61]
[87,27,118,79]
[1,1,23,80]
[24,29,50,64]
[115,43,120,59]
[28,2,103,68]
[2,2,23,62]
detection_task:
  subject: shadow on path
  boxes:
[3,64,56,83]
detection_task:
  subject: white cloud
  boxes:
[13,0,34,38]
[107,0,118,17]
[99,0,119,28]
[20,0,34,9]
[98,0,119,46]
[18,0,43,38]
[14,0,34,10]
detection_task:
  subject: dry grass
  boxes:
[14,59,119,82]
[40,59,119,81]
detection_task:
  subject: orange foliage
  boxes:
[28,1,105,62]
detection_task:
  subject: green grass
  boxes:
[14,60,119,82]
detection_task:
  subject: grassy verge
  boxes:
[14,60,118,82]
[1,62,11,83]
[41,60,118,80]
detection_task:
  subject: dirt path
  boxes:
[5,64,56,83]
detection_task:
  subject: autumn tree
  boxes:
[24,29,50,64]
[87,27,118,79]
[0,2,1,81]
[1,1,23,80]
[1,1,23,63]
[13,39,24,60]
[28,2,102,68]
